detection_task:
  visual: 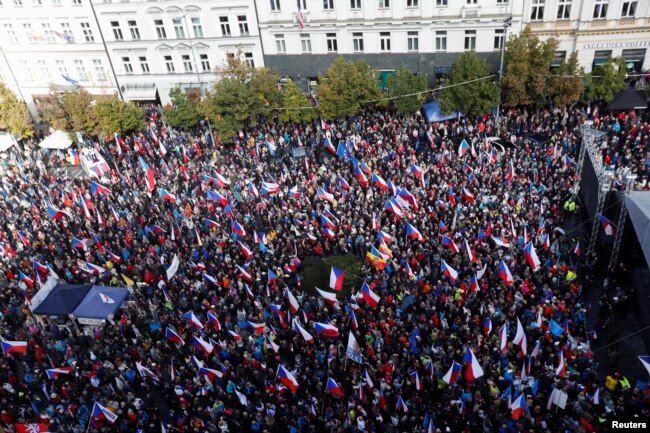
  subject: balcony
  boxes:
[619,18,636,26]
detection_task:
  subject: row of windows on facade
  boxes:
[14,58,106,82]
[282,30,504,54]
[110,16,249,41]
[121,52,254,74]
[280,0,506,12]
[3,21,91,44]
[530,0,638,21]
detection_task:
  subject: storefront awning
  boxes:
[123,87,158,101]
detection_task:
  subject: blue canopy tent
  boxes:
[422,101,461,123]
[72,285,129,319]
[31,284,93,316]
[30,283,127,321]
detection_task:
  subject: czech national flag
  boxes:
[231,220,246,236]
[91,402,118,424]
[182,311,204,330]
[462,347,484,381]
[204,218,220,228]
[207,190,228,205]
[491,236,510,248]
[441,236,459,253]
[326,377,345,397]
[46,367,73,379]
[314,322,340,337]
[158,188,177,203]
[213,172,230,187]
[237,241,253,259]
[19,271,34,288]
[600,215,616,236]
[371,173,388,191]
[511,394,526,419]
[33,260,48,274]
[316,187,335,204]
[71,238,88,251]
[89,180,112,196]
[458,139,470,157]
[277,365,299,391]
[461,188,475,203]
[483,318,492,335]
[523,242,541,271]
[261,182,280,195]
[321,214,337,229]
[440,259,458,282]
[505,160,515,183]
[165,327,184,345]
[360,282,380,307]
[329,266,345,291]
[1,340,27,354]
[236,265,253,281]
[198,367,223,381]
[442,361,462,385]
[247,321,266,334]
[377,230,392,243]
[47,204,71,220]
[323,136,336,153]
[138,156,156,192]
[396,395,409,412]
[469,273,479,292]
[339,177,350,190]
[207,311,221,331]
[285,288,300,313]
[405,224,424,242]
[498,260,514,285]
[192,335,214,354]
[353,166,369,187]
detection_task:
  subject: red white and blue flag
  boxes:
[326,377,345,397]
[182,311,204,330]
[442,361,462,385]
[600,215,616,236]
[277,365,299,391]
[523,242,541,271]
[498,260,514,285]
[91,402,118,424]
[360,282,380,307]
[1,340,27,354]
[46,367,73,379]
[314,322,339,337]
[138,156,156,192]
[440,259,458,282]
[89,180,112,196]
[329,266,345,291]
[462,347,484,381]
[406,224,424,242]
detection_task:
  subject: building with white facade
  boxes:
[523,0,650,75]
[92,0,265,105]
[256,0,525,91]
[0,0,118,113]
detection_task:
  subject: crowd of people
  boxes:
[0,103,648,433]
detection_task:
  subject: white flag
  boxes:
[166,254,180,280]
[346,331,363,364]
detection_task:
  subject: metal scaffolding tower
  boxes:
[580,126,609,257]
[608,175,637,270]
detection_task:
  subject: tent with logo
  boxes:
[30,282,128,321]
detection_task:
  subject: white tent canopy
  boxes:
[39,130,72,149]
[0,133,18,152]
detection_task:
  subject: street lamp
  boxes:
[179,13,216,146]
[496,6,512,125]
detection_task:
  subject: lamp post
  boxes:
[181,14,216,146]
[495,6,512,126]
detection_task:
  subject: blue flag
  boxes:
[549,319,564,337]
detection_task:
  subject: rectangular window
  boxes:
[275,34,286,53]
[93,59,107,80]
[200,54,210,71]
[436,0,447,5]
[122,56,133,74]
[380,32,390,52]
[464,30,476,50]
[323,0,334,10]
[173,18,185,38]
[350,0,360,9]
[494,28,504,50]
[61,22,74,42]
[406,0,418,6]
[301,33,311,53]
[238,16,249,35]
[80,22,94,42]
[164,55,175,72]
[154,19,167,39]
[378,0,389,9]
[326,32,337,52]
[182,54,192,72]
[621,1,636,17]
[32,0,42,6]
[352,32,363,52]
[220,17,230,36]
[111,21,123,40]
[551,51,566,67]
[298,0,306,8]
[23,23,34,42]
[557,0,571,19]
[139,56,149,73]
[19,60,32,81]
[42,23,55,43]
[37,60,50,80]
[592,50,612,68]
[74,59,87,80]
[407,31,418,52]
[593,0,608,19]
[244,52,254,68]
[531,0,545,20]
[14,0,23,5]
[52,0,61,5]
[56,59,67,76]
[467,0,477,4]
[4,24,17,43]
[435,30,446,51]
[496,0,508,3]
[72,0,81,4]
[192,17,203,38]
[128,20,140,40]
[270,0,280,11]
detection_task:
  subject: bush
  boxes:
[300,254,362,298]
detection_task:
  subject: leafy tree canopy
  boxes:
[0,83,33,139]
[585,57,627,103]
[163,87,202,130]
[387,66,428,115]
[279,80,316,124]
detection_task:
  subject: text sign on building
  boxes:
[583,41,650,50]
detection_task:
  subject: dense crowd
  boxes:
[0,104,648,433]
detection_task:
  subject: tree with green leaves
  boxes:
[163,87,202,130]
[317,56,382,119]
[547,52,585,108]
[0,83,33,139]
[93,96,145,137]
[502,27,558,107]
[62,89,98,134]
[201,56,281,140]
[585,57,627,103]
[387,66,428,114]
[438,51,499,116]
[279,80,316,123]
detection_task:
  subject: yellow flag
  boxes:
[121,274,135,286]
